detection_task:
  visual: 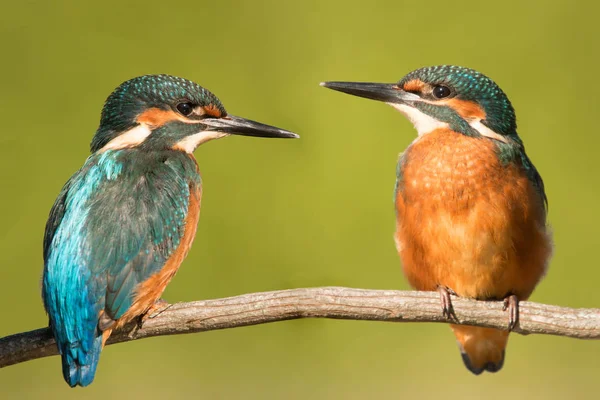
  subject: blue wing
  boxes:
[519,150,548,211]
[496,138,548,212]
[394,151,407,201]
[43,150,199,386]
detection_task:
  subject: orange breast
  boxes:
[395,129,551,300]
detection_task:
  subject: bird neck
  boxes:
[91,147,200,186]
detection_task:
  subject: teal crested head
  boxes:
[92,74,298,153]
[321,65,517,142]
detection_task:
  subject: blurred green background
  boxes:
[1,0,599,398]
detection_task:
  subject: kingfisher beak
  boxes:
[203,115,299,139]
[320,81,420,104]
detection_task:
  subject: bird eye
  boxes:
[432,85,451,99]
[176,102,194,116]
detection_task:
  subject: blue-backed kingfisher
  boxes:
[322,65,552,374]
[42,74,298,387]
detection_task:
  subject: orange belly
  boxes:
[395,128,551,300]
[395,128,552,373]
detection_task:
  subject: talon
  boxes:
[437,285,457,320]
[503,294,519,331]
[128,322,142,339]
[141,298,172,324]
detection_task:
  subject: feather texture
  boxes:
[395,128,552,373]
[43,149,201,386]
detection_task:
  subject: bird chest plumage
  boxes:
[395,128,551,301]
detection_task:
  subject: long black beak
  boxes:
[320,81,420,104]
[203,115,299,138]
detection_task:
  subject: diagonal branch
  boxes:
[1,287,599,368]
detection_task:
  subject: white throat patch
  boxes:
[387,103,448,136]
[173,131,230,153]
[388,102,509,143]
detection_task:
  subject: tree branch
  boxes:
[2,287,599,368]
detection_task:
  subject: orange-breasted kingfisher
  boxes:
[42,74,298,387]
[322,65,552,374]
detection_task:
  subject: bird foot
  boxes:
[141,298,172,324]
[502,294,519,331]
[437,285,457,320]
[126,300,172,339]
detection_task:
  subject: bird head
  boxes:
[91,74,298,153]
[321,65,517,143]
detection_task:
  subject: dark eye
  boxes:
[176,102,194,116]
[432,85,451,99]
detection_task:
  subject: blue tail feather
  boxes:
[61,335,103,387]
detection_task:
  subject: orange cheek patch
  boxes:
[403,79,425,92]
[203,104,222,118]
[136,108,182,127]
[444,98,486,120]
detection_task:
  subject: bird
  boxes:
[321,65,552,374]
[42,74,298,387]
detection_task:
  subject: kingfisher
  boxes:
[321,65,552,374]
[42,74,298,387]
